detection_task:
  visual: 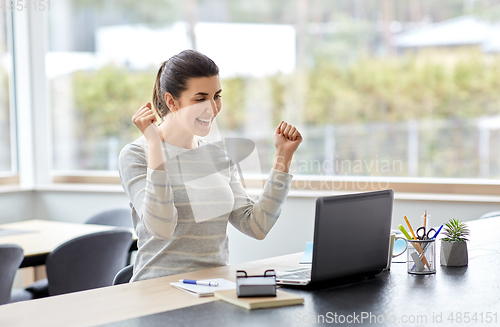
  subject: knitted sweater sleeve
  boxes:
[118,143,178,239]
[227,159,293,240]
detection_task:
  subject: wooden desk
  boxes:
[0,218,498,327]
[0,252,304,327]
[0,219,137,268]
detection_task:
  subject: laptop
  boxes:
[276,189,394,285]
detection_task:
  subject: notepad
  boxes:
[170,278,236,297]
[214,289,304,310]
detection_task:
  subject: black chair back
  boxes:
[46,230,133,296]
[112,264,134,285]
[85,207,133,228]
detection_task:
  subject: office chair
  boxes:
[85,207,136,265]
[85,207,133,228]
[112,264,134,285]
[25,230,133,297]
[0,244,34,305]
[479,211,500,220]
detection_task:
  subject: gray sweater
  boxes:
[118,136,293,282]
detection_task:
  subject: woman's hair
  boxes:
[152,49,219,120]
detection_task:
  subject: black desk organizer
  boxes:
[236,269,277,297]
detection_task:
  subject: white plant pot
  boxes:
[440,241,468,267]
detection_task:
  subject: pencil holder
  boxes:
[407,239,436,275]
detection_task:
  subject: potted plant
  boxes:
[440,218,469,267]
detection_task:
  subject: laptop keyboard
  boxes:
[277,268,311,280]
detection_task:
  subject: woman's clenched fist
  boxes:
[273,121,302,155]
[132,102,162,142]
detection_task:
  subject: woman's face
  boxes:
[166,75,222,137]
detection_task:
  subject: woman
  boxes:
[118,49,302,282]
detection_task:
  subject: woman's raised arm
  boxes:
[228,121,301,239]
[118,103,178,239]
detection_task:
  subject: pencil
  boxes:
[404,216,417,239]
[404,216,431,270]
[423,210,427,231]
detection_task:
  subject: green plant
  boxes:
[442,218,470,242]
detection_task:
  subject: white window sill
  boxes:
[1,183,497,203]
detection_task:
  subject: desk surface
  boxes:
[1,218,499,327]
[0,219,137,267]
[102,249,500,327]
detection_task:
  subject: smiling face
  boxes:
[165,75,222,137]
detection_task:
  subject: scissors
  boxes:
[416,226,437,240]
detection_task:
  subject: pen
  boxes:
[179,279,219,287]
[431,225,443,240]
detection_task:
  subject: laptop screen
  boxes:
[311,190,394,282]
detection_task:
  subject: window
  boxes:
[0,8,15,175]
[48,0,500,184]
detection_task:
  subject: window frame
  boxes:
[0,9,18,180]
[10,7,51,189]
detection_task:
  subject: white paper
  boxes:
[170,278,236,297]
